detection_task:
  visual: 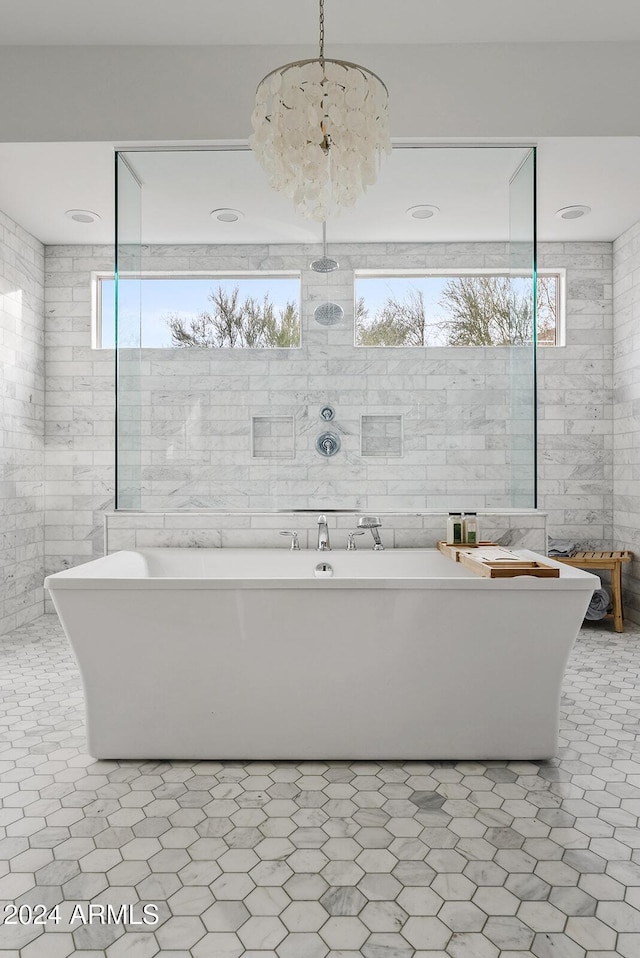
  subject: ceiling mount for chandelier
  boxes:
[249,0,391,222]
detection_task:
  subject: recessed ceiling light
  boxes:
[65,209,101,224]
[407,205,440,220]
[555,205,591,220]
[211,208,244,223]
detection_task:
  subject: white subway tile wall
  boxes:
[613,221,640,623]
[39,240,614,592]
[537,241,613,551]
[0,210,45,635]
[104,511,548,554]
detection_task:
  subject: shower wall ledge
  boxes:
[103,510,547,555]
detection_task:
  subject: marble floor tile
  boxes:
[1,615,639,956]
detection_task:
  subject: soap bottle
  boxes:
[464,512,479,545]
[446,512,464,545]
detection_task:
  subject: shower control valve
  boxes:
[320,404,335,422]
[316,431,341,457]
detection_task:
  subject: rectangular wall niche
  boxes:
[361,415,403,458]
[251,416,295,459]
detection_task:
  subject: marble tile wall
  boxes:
[104,510,548,554]
[44,244,115,581]
[122,242,524,514]
[537,242,613,550]
[613,219,640,624]
[0,210,45,635]
[42,241,613,583]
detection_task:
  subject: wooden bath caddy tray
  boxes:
[437,541,560,578]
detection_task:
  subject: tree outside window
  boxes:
[356,274,559,347]
[166,285,300,348]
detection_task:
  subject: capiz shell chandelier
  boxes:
[249,0,391,221]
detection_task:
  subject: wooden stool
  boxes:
[556,551,633,633]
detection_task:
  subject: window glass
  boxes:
[99,275,301,348]
[355,273,560,347]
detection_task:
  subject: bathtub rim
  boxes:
[44,547,599,592]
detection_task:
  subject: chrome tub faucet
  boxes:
[317,515,331,551]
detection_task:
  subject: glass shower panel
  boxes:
[508,148,537,508]
[115,153,142,510]
[112,146,538,514]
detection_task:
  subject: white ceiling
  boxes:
[2,4,638,246]
[1,0,640,46]
[126,146,530,245]
[0,139,639,246]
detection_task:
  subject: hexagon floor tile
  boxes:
[1,615,639,956]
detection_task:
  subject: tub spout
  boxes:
[317,515,331,551]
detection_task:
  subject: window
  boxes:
[354,271,563,347]
[95,274,301,348]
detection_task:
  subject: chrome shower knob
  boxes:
[316,432,341,457]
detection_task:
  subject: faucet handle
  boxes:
[280,531,300,550]
[347,531,365,551]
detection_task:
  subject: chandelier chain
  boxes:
[319,0,325,64]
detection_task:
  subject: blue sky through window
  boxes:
[357,276,450,314]
[356,276,450,343]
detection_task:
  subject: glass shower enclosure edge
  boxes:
[114,152,143,511]
[508,147,537,509]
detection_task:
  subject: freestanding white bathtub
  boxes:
[45,548,598,761]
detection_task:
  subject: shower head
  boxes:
[310,256,339,273]
[357,516,382,529]
[310,222,339,273]
[314,302,343,325]
[357,515,384,549]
